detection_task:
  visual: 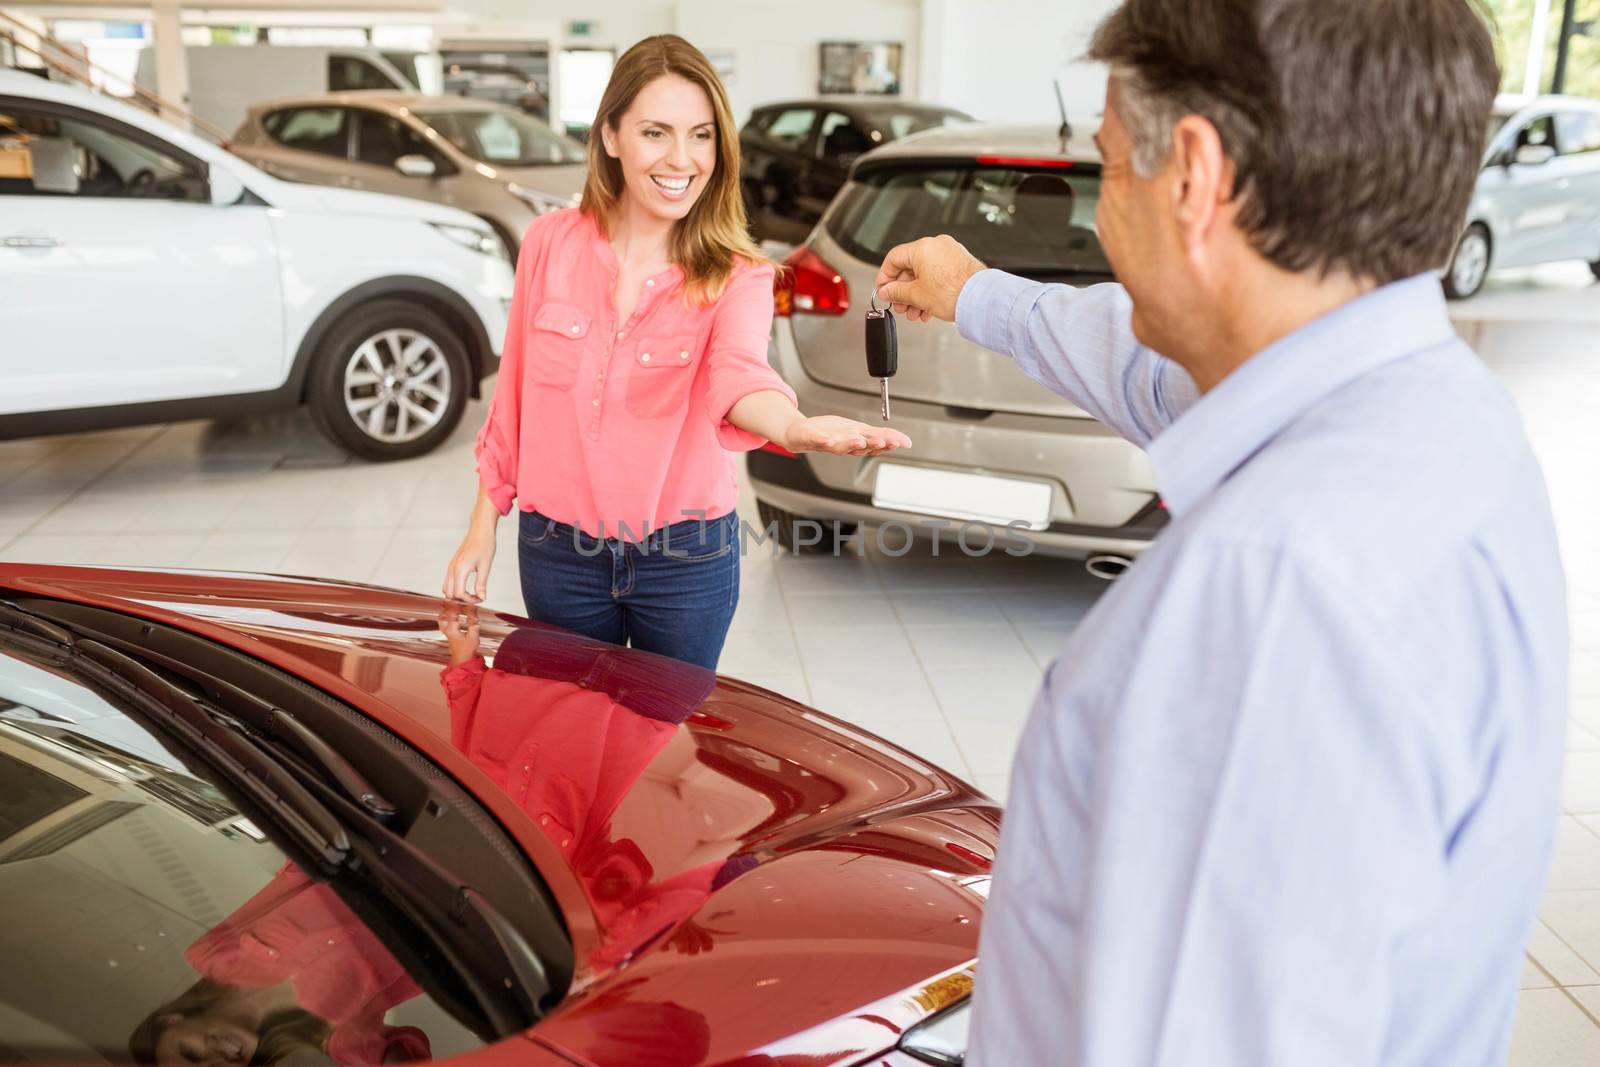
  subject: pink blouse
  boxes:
[474,208,797,539]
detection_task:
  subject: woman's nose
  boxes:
[667,136,692,170]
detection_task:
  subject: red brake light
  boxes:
[975,155,1074,169]
[774,246,850,317]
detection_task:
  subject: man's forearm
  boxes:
[954,271,1197,449]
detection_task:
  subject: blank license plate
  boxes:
[872,464,1052,530]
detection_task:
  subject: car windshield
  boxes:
[860,107,975,141]
[829,163,1112,278]
[0,643,486,1064]
[417,108,584,166]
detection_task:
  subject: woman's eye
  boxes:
[644,129,662,139]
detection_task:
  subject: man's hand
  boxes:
[874,235,987,323]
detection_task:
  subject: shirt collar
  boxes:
[583,209,684,289]
[1146,274,1456,518]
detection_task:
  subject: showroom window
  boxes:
[265,107,351,158]
[328,54,398,92]
[763,107,817,150]
[1556,111,1600,156]
[0,107,204,201]
[354,110,435,168]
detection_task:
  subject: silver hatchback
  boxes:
[230,92,586,256]
[751,123,1164,567]
[1444,95,1600,298]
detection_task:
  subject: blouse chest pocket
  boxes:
[526,302,591,389]
[624,334,700,418]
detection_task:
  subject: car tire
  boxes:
[1590,258,1600,281]
[307,299,471,462]
[1443,223,1491,300]
[756,499,859,554]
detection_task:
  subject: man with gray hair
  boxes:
[874,1,1566,1063]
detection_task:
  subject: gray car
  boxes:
[751,122,1164,573]
[1444,95,1600,298]
[230,91,586,256]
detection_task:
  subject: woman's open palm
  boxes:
[786,415,911,457]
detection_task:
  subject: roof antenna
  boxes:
[1053,76,1073,145]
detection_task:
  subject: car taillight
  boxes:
[774,246,850,317]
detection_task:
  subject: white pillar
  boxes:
[1524,0,1552,98]
[918,0,950,104]
[150,0,190,130]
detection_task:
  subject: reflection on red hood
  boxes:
[0,565,1000,1067]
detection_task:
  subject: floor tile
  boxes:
[94,533,208,569]
[1016,623,1077,669]
[973,774,1011,805]
[783,591,900,629]
[793,624,921,675]
[904,624,1039,674]
[186,531,299,574]
[926,667,1043,723]
[945,714,1028,776]
[717,628,804,684]
[1571,986,1600,1021]
[1537,898,1600,980]
[891,591,1009,627]
[997,589,1103,626]
[1570,719,1600,753]
[1507,988,1600,1067]
[1549,817,1600,892]
[773,555,884,596]
[1565,753,1600,814]
[1523,955,1555,989]
[805,667,943,723]
[0,533,118,566]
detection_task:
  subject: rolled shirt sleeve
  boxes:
[474,222,544,515]
[954,269,1200,449]
[702,263,798,451]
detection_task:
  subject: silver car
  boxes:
[230,91,585,256]
[1444,95,1600,298]
[752,123,1164,571]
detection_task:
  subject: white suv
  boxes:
[0,71,513,461]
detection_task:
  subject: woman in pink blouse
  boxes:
[443,35,908,669]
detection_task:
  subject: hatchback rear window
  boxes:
[827,164,1112,278]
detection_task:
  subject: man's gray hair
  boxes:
[1089,0,1500,282]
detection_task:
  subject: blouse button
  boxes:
[570,325,580,335]
[617,330,625,339]
[592,397,600,406]
[645,279,655,287]
[641,352,651,362]
[680,350,689,360]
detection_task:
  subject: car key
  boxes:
[866,290,897,422]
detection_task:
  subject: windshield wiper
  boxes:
[75,639,353,867]
[1,600,551,1029]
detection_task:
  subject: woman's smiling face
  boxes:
[601,72,718,226]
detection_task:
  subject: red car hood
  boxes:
[0,565,998,1067]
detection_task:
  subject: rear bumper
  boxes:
[754,321,1165,559]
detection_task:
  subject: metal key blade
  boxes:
[880,378,891,422]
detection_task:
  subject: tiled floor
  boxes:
[2,262,1597,1058]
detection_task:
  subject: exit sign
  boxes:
[566,20,597,37]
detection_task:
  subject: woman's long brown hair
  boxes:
[579,34,778,306]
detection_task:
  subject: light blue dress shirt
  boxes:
[955,272,1568,1067]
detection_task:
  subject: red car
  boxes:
[0,564,997,1067]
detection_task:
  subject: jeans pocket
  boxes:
[519,511,557,547]
[659,512,735,562]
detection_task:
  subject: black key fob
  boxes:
[865,299,897,378]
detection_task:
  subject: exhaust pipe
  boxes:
[1084,554,1133,581]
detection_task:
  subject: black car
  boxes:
[739,96,974,244]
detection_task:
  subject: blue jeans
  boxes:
[517,510,740,670]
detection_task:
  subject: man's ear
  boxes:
[1169,114,1229,251]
